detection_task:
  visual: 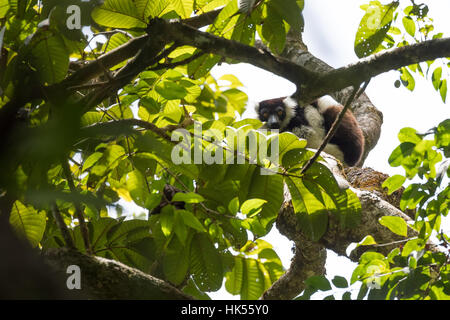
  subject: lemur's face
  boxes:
[257,98,288,129]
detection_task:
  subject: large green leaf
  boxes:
[225,256,244,295]
[171,0,194,19]
[138,0,171,18]
[190,233,223,292]
[354,1,398,58]
[285,176,329,241]
[163,236,191,285]
[269,0,303,32]
[91,0,147,29]
[382,174,406,195]
[240,258,266,300]
[331,188,362,229]
[260,4,286,54]
[9,201,46,248]
[30,33,69,84]
[379,216,408,237]
[126,169,161,210]
[0,0,9,18]
[239,168,284,235]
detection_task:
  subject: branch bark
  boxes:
[42,248,194,300]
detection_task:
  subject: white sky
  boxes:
[208,0,450,300]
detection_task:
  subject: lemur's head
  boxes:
[255,97,297,130]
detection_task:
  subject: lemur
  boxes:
[255,95,365,167]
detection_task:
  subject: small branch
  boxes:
[181,8,223,28]
[61,159,92,255]
[50,202,75,249]
[149,51,206,71]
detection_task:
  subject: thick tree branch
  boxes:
[43,248,194,300]
[315,37,450,98]
[261,222,326,300]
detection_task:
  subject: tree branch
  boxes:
[61,159,92,255]
[317,37,450,97]
[43,248,194,300]
[51,202,75,250]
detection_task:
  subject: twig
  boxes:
[300,81,369,175]
[149,51,205,71]
[51,202,75,249]
[61,158,93,255]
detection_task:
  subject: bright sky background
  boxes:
[208,0,450,299]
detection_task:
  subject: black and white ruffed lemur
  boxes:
[255,95,365,167]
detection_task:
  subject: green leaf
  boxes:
[436,119,450,155]
[379,216,408,237]
[305,275,332,291]
[163,236,191,285]
[160,206,174,237]
[240,258,266,300]
[0,0,9,18]
[136,132,199,179]
[400,67,415,91]
[106,219,151,244]
[172,192,205,204]
[241,198,267,217]
[402,16,416,37]
[89,217,120,251]
[358,235,377,247]
[177,209,207,232]
[190,233,223,292]
[155,81,188,100]
[382,174,406,195]
[354,1,398,58]
[285,176,328,241]
[171,0,194,19]
[398,127,421,144]
[126,170,159,209]
[188,52,221,79]
[228,197,240,215]
[31,33,69,84]
[82,152,103,172]
[400,184,426,210]
[269,0,303,32]
[277,132,308,161]
[239,169,284,236]
[91,0,147,29]
[432,67,442,91]
[142,0,171,18]
[388,142,416,167]
[401,238,423,257]
[331,189,362,229]
[9,201,46,248]
[225,256,244,295]
[260,4,286,54]
[332,276,349,289]
[182,278,211,300]
[439,79,447,103]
